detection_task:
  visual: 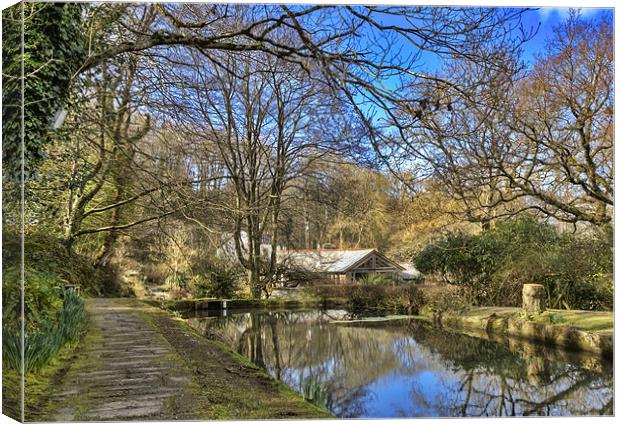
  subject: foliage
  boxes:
[346,285,387,312]
[383,284,424,315]
[2,267,63,334]
[191,259,244,299]
[3,290,87,373]
[420,286,470,319]
[2,231,92,373]
[307,283,424,314]
[414,217,613,310]
[2,230,103,334]
[2,3,85,180]
[358,273,395,286]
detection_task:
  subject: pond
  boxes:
[185,309,613,418]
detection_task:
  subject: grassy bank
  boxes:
[425,307,613,359]
[2,331,86,421]
[2,232,90,421]
[147,304,333,419]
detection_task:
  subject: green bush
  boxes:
[421,286,470,319]
[191,259,243,299]
[2,267,63,334]
[347,285,387,311]
[414,216,613,310]
[307,283,424,314]
[358,273,395,286]
[384,284,423,314]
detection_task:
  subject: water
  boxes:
[185,309,613,418]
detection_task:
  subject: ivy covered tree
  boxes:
[2,2,85,182]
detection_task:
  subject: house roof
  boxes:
[281,248,405,274]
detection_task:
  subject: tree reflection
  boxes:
[187,311,613,418]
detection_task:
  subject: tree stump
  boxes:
[522,284,546,314]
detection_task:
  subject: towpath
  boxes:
[33,298,329,421]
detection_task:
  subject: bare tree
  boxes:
[388,11,613,227]
[154,39,346,297]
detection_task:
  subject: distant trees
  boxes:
[154,40,351,297]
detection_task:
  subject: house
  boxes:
[280,248,405,284]
[217,231,275,260]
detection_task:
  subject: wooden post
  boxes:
[522,284,546,314]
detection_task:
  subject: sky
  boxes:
[520,7,612,66]
[352,6,613,122]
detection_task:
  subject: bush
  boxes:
[347,285,387,312]
[384,284,423,314]
[2,231,91,374]
[414,216,613,310]
[421,285,470,320]
[358,273,395,286]
[2,267,63,334]
[191,259,243,299]
[306,283,424,314]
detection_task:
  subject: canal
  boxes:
[185,309,613,418]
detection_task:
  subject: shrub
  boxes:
[2,267,63,334]
[191,259,243,299]
[421,285,470,319]
[384,284,423,314]
[358,273,395,286]
[347,285,387,312]
[414,216,613,310]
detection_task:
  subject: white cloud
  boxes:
[537,7,603,23]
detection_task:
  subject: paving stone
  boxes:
[38,299,198,421]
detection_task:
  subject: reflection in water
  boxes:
[186,310,613,418]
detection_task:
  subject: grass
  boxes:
[145,301,333,419]
[432,306,613,334]
[529,309,613,334]
[2,330,87,421]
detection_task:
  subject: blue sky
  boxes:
[520,7,612,66]
[354,6,612,121]
[375,7,612,75]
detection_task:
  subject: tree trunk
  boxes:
[249,268,262,299]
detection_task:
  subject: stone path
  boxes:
[33,297,330,421]
[39,298,199,421]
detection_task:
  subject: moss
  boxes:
[423,306,613,359]
[139,300,333,419]
[2,369,21,421]
[17,325,93,421]
[529,309,613,333]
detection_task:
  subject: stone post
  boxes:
[522,284,546,314]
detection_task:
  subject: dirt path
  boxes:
[34,298,330,421]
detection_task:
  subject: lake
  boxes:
[185,309,613,418]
